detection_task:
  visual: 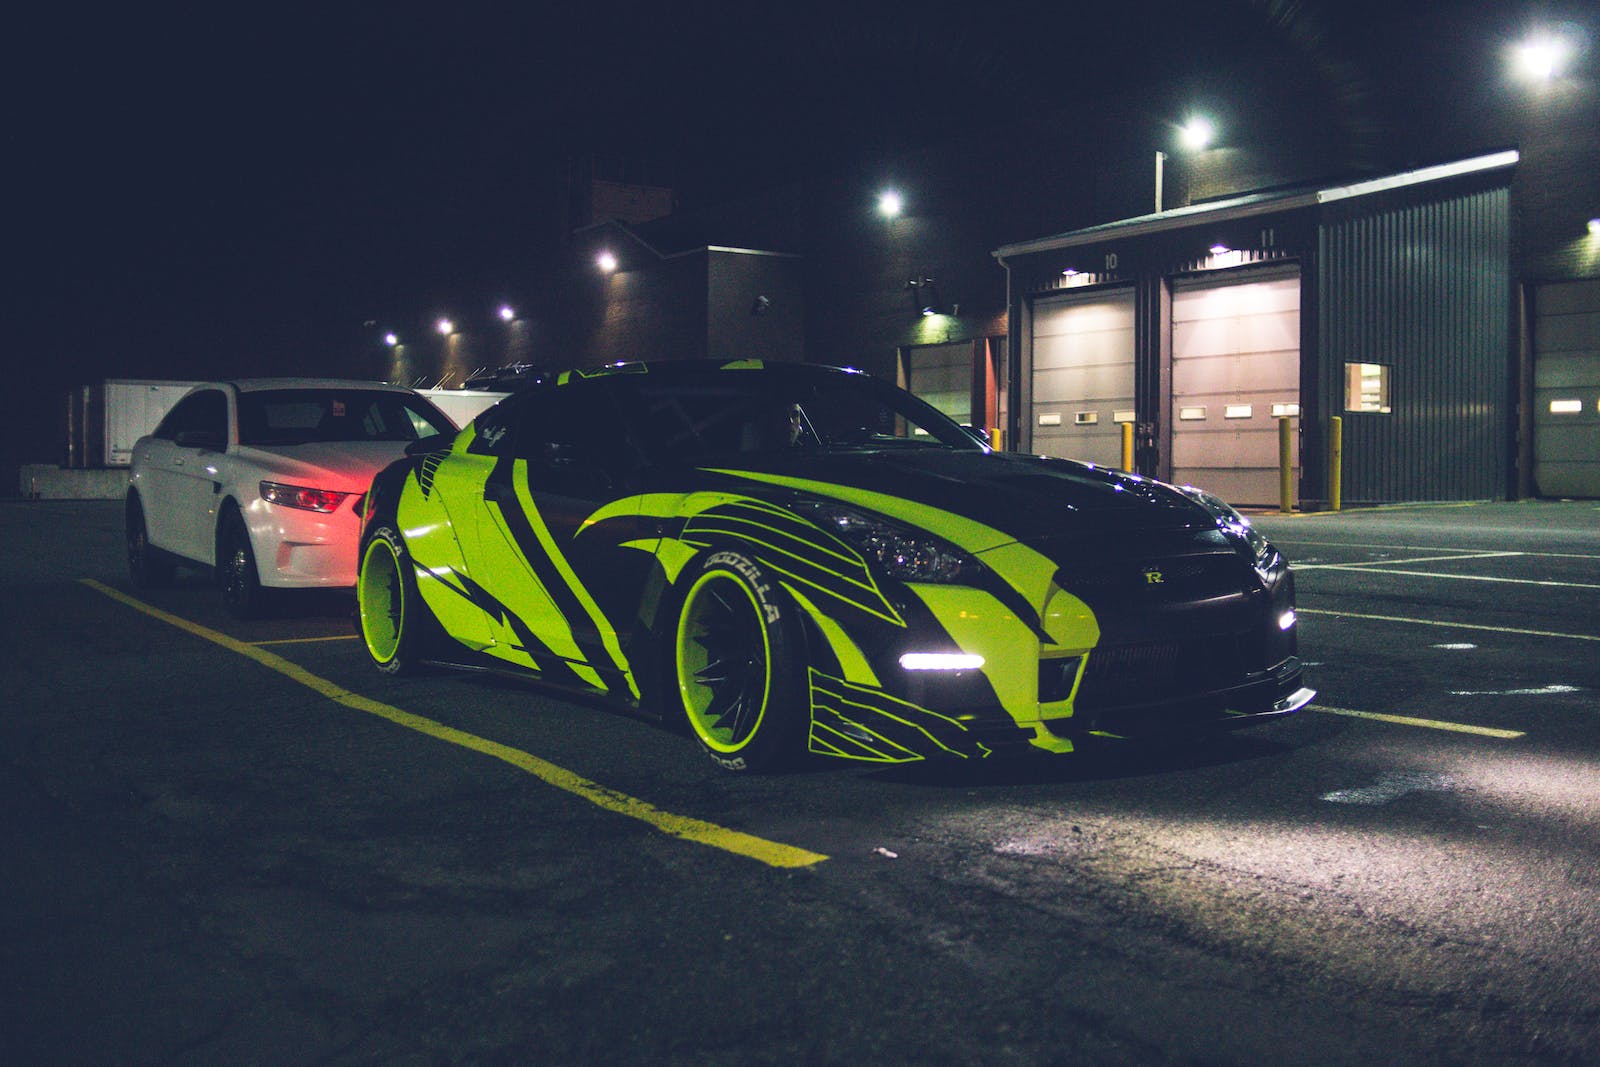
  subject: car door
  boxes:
[469,381,649,694]
[138,388,230,561]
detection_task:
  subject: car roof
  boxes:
[547,359,867,387]
[218,378,423,394]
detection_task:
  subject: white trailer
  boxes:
[102,379,205,467]
[417,388,510,428]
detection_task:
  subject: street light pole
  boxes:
[1155,150,1167,213]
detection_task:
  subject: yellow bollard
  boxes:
[1329,416,1343,512]
[1121,421,1135,472]
[1278,415,1294,514]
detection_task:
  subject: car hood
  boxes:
[700,449,1218,554]
[232,441,413,492]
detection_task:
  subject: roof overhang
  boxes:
[992,150,1520,263]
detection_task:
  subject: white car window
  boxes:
[238,390,452,446]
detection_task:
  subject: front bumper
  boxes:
[245,498,363,588]
[1042,656,1314,742]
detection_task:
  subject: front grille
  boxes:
[1058,553,1252,602]
[1073,633,1247,711]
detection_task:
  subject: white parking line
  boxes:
[1449,684,1581,697]
[1321,770,1457,805]
[1296,566,1600,591]
[1298,607,1600,643]
[1272,538,1600,561]
[1295,551,1522,570]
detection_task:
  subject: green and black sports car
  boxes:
[356,360,1313,771]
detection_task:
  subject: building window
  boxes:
[1344,363,1392,414]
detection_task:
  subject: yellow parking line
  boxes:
[80,579,829,869]
[1258,501,1484,518]
[1311,704,1525,739]
[1298,607,1600,643]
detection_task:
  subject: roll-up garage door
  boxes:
[1170,266,1301,506]
[906,341,972,427]
[1533,278,1600,498]
[1029,287,1135,467]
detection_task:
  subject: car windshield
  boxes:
[237,389,454,446]
[614,365,984,461]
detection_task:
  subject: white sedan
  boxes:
[126,378,456,617]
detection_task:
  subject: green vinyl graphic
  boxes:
[364,359,1307,769]
[807,669,993,762]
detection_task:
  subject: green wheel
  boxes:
[674,550,806,772]
[358,525,430,674]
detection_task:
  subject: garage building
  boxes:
[995,151,1531,507]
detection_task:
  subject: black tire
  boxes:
[126,493,176,588]
[672,549,808,772]
[357,524,434,674]
[218,508,270,619]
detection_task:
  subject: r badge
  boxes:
[1143,568,1165,585]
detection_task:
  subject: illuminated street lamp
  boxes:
[596,251,618,273]
[384,332,398,347]
[878,189,904,217]
[436,318,455,336]
[498,305,516,322]
[1157,114,1218,212]
[1513,32,1573,82]
[1179,116,1215,151]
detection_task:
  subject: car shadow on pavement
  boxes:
[863,731,1295,789]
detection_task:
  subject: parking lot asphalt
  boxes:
[3,498,1598,1064]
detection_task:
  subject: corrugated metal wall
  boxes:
[1318,188,1511,502]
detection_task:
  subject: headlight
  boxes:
[791,500,978,583]
[260,480,349,513]
[1177,485,1281,580]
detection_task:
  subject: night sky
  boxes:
[8,0,1594,471]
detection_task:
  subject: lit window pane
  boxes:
[1344,363,1392,414]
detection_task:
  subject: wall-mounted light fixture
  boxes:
[436,318,455,336]
[596,251,619,273]
[878,189,904,217]
[498,305,516,322]
[906,276,944,316]
[384,332,399,347]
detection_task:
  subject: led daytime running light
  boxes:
[900,652,985,671]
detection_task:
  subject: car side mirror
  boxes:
[175,429,224,451]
